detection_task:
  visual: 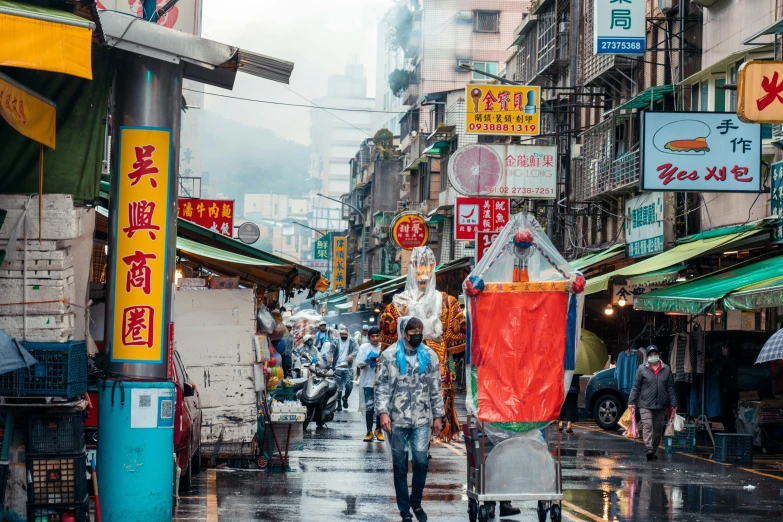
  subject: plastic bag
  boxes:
[673,413,685,432]
[628,415,638,439]
[257,304,275,334]
[618,407,633,430]
[664,419,675,438]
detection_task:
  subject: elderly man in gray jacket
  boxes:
[376,316,444,522]
[628,345,678,460]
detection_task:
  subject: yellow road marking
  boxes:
[677,453,730,466]
[441,442,467,458]
[563,510,588,522]
[738,467,783,481]
[206,469,218,522]
[562,500,606,522]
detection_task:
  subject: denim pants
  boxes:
[363,387,380,432]
[334,368,353,400]
[391,424,431,515]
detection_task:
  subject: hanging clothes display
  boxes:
[671,334,693,383]
[689,364,722,418]
[690,330,706,374]
[615,349,641,393]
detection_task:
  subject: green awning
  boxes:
[372,274,397,282]
[634,256,783,314]
[724,275,783,311]
[609,85,677,113]
[585,228,763,295]
[571,244,624,271]
[423,141,449,156]
[177,237,281,266]
[677,223,759,244]
[626,263,686,288]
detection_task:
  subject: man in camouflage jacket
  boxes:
[376,316,444,522]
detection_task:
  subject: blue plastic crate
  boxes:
[0,370,17,396]
[663,424,697,453]
[18,342,88,398]
[715,433,753,464]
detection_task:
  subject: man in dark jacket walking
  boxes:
[628,345,677,460]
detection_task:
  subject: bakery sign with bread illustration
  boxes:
[465,85,540,136]
[642,112,763,193]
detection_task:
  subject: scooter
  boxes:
[297,358,339,430]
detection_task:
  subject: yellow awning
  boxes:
[585,229,762,295]
[0,0,94,80]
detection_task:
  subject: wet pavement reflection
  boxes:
[176,395,783,522]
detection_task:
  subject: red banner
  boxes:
[476,231,499,263]
[177,199,234,237]
[455,197,509,240]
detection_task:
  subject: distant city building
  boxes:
[373,19,407,135]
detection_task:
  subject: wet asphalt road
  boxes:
[177,394,783,522]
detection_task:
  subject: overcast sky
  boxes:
[201,0,390,145]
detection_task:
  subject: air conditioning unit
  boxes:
[457,10,473,22]
[457,59,473,72]
[572,144,582,159]
[657,0,675,13]
[558,22,570,34]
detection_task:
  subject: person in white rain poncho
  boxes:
[356,325,384,442]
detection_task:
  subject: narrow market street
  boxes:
[177,397,783,522]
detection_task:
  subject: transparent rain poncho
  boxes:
[463,213,585,443]
[392,247,443,342]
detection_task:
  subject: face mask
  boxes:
[306,340,313,347]
[340,335,348,341]
[408,333,424,348]
[648,355,660,364]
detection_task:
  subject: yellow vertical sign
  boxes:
[332,235,347,291]
[464,84,541,136]
[110,127,172,363]
[0,72,56,148]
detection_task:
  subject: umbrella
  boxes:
[0,329,37,375]
[756,328,783,364]
[574,329,609,375]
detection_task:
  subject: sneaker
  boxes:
[412,505,427,522]
[400,512,413,522]
[343,398,349,409]
[499,502,521,517]
[375,429,385,442]
[646,452,654,461]
[336,403,343,412]
[363,432,374,442]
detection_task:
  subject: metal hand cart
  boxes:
[463,414,563,522]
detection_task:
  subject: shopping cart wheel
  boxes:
[537,501,547,522]
[468,499,478,522]
[478,505,489,522]
[257,456,268,468]
[550,503,562,522]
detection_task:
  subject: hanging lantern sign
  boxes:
[391,212,429,250]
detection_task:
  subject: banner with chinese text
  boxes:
[110,127,173,364]
[594,0,646,55]
[772,161,783,244]
[0,72,56,149]
[464,85,540,136]
[447,143,557,198]
[177,199,233,237]
[455,197,509,241]
[332,235,347,291]
[391,212,429,250]
[312,232,331,272]
[624,192,664,258]
[641,112,762,193]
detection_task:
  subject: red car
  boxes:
[172,350,202,489]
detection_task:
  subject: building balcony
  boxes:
[402,81,419,106]
[582,0,636,87]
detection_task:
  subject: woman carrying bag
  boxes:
[628,346,677,461]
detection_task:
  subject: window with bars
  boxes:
[474,11,499,33]
[537,9,556,74]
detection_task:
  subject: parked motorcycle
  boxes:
[297,359,339,430]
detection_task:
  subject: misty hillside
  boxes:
[199,110,310,210]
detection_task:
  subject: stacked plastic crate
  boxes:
[26,411,89,522]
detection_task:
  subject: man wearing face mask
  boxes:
[376,317,444,522]
[628,345,677,461]
[331,325,358,411]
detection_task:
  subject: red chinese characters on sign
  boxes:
[455,197,509,241]
[657,163,754,186]
[128,145,159,188]
[122,200,160,239]
[757,71,783,111]
[177,199,234,237]
[122,305,155,348]
[476,231,499,262]
[122,250,156,295]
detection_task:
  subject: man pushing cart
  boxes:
[462,213,585,522]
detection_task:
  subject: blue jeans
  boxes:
[391,424,431,515]
[334,368,353,400]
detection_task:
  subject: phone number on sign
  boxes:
[486,187,554,195]
[468,123,537,133]
[599,41,643,51]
